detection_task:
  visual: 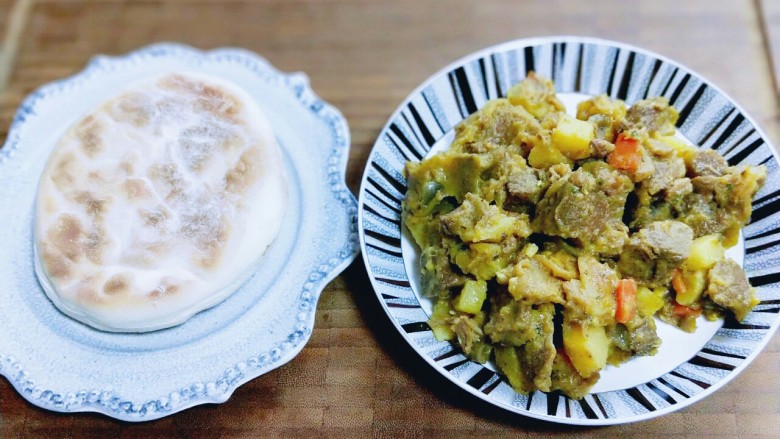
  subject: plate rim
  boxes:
[0,42,359,421]
[357,35,780,426]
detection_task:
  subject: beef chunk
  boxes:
[419,246,466,298]
[590,138,615,158]
[450,99,545,156]
[633,220,693,261]
[706,259,759,321]
[485,294,554,346]
[452,315,491,363]
[618,220,693,286]
[507,257,565,304]
[550,353,600,400]
[623,97,679,135]
[643,155,686,196]
[682,165,767,238]
[507,167,548,204]
[625,315,661,356]
[676,191,722,237]
[563,256,619,326]
[690,149,728,177]
[645,138,675,157]
[666,178,693,198]
[533,161,632,254]
[486,298,556,392]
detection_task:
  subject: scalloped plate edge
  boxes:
[0,42,359,421]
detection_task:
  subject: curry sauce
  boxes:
[402,73,766,399]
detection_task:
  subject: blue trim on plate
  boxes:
[0,43,359,420]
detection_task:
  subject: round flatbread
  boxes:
[34,72,288,332]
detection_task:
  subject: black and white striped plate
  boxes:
[357,36,780,425]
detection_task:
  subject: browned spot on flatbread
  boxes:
[47,214,106,265]
[120,160,135,175]
[148,162,185,201]
[136,207,174,258]
[179,126,217,173]
[75,279,101,304]
[139,205,169,227]
[48,214,86,262]
[180,123,247,173]
[82,229,106,265]
[220,129,244,151]
[195,85,242,121]
[123,178,151,201]
[75,191,109,218]
[112,92,152,127]
[51,152,77,189]
[178,195,231,270]
[40,242,73,280]
[158,74,194,93]
[158,74,242,122]
[104,274,130,296]
[87,170,110,185]
[120,151,141,176]
[156,95,187,120]
[197,240,221,269]
[77,288,99,303]
[75,115,104,157]
[148,278,180,299]
[145,240,171,258]
[226,147,263,195]
[121,206,173,267]
[197,221,231,270]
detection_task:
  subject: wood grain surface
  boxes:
[1,1,779,437]
[759,0,780,98]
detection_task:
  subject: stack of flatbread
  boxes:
[34,72,288,332]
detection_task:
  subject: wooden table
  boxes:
[1,1,779,437]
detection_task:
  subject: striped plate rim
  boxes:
[357,36,780,425]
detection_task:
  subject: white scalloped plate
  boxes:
[358,36,780,425]
[0,43,358,421]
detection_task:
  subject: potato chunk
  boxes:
[688,234,725,270]
[656,134,697,164]
[563,320,609,378]
[429,298,455,341]
[674,267,707,306]
[528,141,572,169]
[454,279,488,314]
[636,286,666,317]
[450,241,507,280]
[552,114,595,160]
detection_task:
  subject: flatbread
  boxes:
[33,72,288,332]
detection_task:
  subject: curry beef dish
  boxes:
[402,73,766,399]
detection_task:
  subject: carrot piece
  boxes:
[615,278,637,324]
[671,268,686,296]
[557,348,573,367]
[673,302,702,318]
[608,133,640,172]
